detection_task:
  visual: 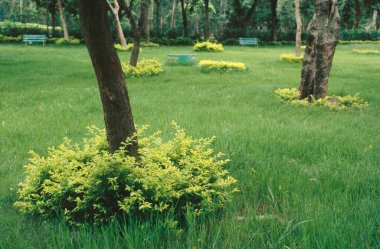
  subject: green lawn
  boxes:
[0,44,379,249]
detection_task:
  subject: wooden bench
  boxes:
[166,54,195,65]
[23,35,47,46]
[239,37,258,47]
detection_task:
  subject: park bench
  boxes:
[239,37,258,47]
[166,54,195,65]
[23,35,47,46]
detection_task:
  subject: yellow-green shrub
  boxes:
[352,49,380,54]
[275,88,369,110]
[280,54,303,63]
[339,40,380,45]
[141,41,160,47]
[198,60,247,72]
[122,58,163,77]
[193,41,224,52]
[14,123,238,225]
[55,37,80,45]
[114,43,133,52]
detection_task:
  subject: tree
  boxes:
[270,0,278,41]
[294,0,302,56]
[299,0,340,100]
[180,0,188,36]
[371,1,379,30]
[203,0,209,39]
[170,0,176,30]
[106,0,127,48]
[57,0,69,39]
[77,0,138,157]
[354,0,364,28]
[230,0,259,35]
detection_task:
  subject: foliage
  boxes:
[55,37,81,45]
[14,123,237,225]
[114,43,134,52]
[141,41,160,47]
[0,21,62,37]
[193,41,224,52]
[122,58,164,77]
[150,37,195,46]
[0,34,22,43]
[280,54,303,63]
[339,40,380,45]
[198,60,247,72]
[352,49,380,54]
[339,30,380,41]
[275,88,369,110]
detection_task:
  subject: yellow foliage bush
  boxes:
[114,43,134,52]
[55,37,80,45]
[141,41,160,47]
[193,41,224,52]
[352,49,380,54]
[275,88,369,110]
[198,60,247,72]
[122,58,164,77]
[280,54,303,63]
[14,123,238,225]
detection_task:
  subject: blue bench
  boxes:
[23,35,47,46]
[166,54,195,65]
[239,37,258,47]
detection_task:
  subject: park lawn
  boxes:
[0,44,379,249]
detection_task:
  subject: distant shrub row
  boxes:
[198,60,247,72]
[280,54,303,63]
[352,49,380,54]
[193,41,224,52]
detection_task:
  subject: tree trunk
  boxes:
[270,0,278,41]
[107,0,127,48]
[180,0,188,36]
[170,0,176,30]
[144,1,150,42]
[204,0,209,40]
[372,9,378,30]
[354,0,361,29]
[57,0,69,39]
[299,0,340,100]
[295,0,302,56]
[78,0,138,157]
[50,8,56,37]
[155,0,160,35]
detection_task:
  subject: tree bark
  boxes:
[372,9,378,30]
[144,0,150,42]
[57,0,69,39]
[270,0,278,41]
[49,3,56,37]
[170,0,176,30]
[155,0,160,35]
[204,0,209,40]
[107,0,127,48]
[78,0,138,157]
[354,0,362,29]
[299,0,340,100]
[180,0,188,36]
[295,0,302,56]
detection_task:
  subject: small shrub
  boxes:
[193,41,224,52]
[141,41,160,47]
[339,40,380,45]
[55,37,80,45]
[0,34,22,43]
[280,54,303,63]
[352,49,380,55]
[122,58,163,77]
[114,43,133,52]
[198,60,247,72]
[14,123,238,225]
[275,88,369,110]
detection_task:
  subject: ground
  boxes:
[0,44,379,248]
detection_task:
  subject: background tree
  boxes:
[299,0,340,100]
[57,0,69,38]
[295,0,302,56]
[78,0,138,157]
[107,0,127,48]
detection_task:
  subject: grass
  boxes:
[0,43,379,249]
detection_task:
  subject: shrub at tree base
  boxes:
[352,49,380,55]
[280,54,303,63]
[55,38,81,45]
[14,123,238,225]
[198,60,247,72]
[114,43,134,52]
[122,58,163,77]
[275,88,369,110]
[193,41,224,52]
[141,41,160,47]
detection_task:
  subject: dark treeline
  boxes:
[0,0,379,41]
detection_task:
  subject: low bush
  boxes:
[141,41,160,47]
[0,34,22,43]
[193,41,224,52]
[122,58,163,77]
[55,37,81,45]
[339,40,380,45]
[198,60,247,72]
[352,49,380,54]
[275,88,369,110]
[280,54,303,63]
[14,123,237,225]
[114,43,133,52]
